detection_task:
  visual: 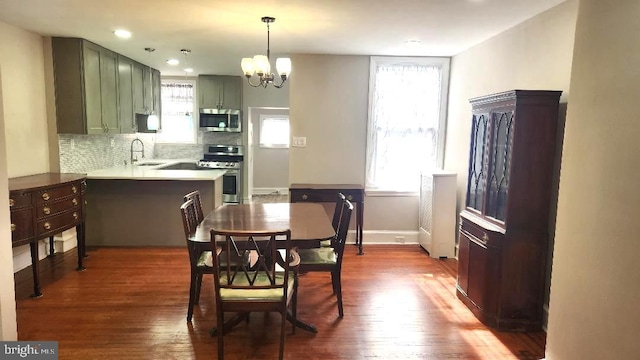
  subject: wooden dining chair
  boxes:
[297,200,353,317]
[180,198,214,322]
[210,228,300,360]
[320,192,347,247]
[183,190,204,223]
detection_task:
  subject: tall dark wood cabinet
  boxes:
[456,90,562,331]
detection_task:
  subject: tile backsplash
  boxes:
[59,131,242,173]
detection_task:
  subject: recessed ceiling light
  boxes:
[114,29,132,39]
[404,39,421,46]
[184,68,194,73]
[166,59,179,65]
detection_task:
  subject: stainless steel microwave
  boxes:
[199,109,241,132]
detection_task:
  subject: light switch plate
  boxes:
[292,137,306,147]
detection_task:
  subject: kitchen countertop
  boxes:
[86,159,226,181]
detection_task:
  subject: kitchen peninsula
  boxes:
[85,160,225,247]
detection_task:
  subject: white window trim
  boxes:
[156,78,198,144]
[365,56,451,194]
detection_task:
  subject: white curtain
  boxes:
[159,82,195,143]
[366,63,442,191]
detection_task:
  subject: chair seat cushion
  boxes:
[319,239,332,247]
[298,248,337,265]
[197,251,214,268]
[219,273,295,301]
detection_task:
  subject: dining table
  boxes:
[189,202,336,334]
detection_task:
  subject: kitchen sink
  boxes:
[157,162,200,170]
[135,162,164,166]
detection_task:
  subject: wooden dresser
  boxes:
[9,173,87,297]
[289,184,364,255]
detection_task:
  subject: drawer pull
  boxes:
[72,198,78,206]
[346,195,353,201]
[481,233,489,244]
[73,212,79,220]
[72,185,77,194]
[43,222,51,230]
[43,207,51,215]
[302,194,308,200]
[11,223,16,232]
[9,199,14,207]
[42,192,50,201]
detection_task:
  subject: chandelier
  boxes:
[241,16,291,89]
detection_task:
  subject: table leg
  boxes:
[286,310,317,333]
[76,223,86,271]
[357,200,364,255]
[209,313,248,336]
[29,241,42,298]
[47,236,55,257]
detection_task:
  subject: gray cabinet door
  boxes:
[142,66,153,112]
[82,43,104,134]
[152,68,162,127]
[118,56,135,134]
[132,63,145,114]
[100,48,119,134]
[221,75,242,110]
[199,75,222,109]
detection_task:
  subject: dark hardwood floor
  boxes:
[15,245,545,359]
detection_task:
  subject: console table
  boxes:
[289,184,364,255]
[9,173,87,297]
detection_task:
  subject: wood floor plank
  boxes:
[15,245,545,359]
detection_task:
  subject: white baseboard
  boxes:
[12,229,78,273]
[252,188,289,196]
[349,230,419,245]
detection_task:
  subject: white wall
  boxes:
[546,0,640,358]
[289,54,419,235]
[0,21,50,177]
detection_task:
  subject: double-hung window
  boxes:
[157,79,197,143]
[366,57,450,193]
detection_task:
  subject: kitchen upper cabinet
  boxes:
[456,90,562,332]
[117,55,136,134]
[198,75,242,110]
[53,38,119,134]
[53,37,161,134]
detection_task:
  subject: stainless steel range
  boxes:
[198,145,244,203]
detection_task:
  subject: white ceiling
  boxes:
[0,0,566,76]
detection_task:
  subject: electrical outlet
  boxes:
[292,137,306,147]
[110,138,115,147]
[394,236,406,243]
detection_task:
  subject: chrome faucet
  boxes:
[130,138,145,164]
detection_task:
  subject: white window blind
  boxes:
[365,57,450,192]
[157,80,196,143]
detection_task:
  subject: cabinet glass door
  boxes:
[486,111,514,221]
[466,113,489,211]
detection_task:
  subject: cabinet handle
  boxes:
[43,222,51,230]
[72,198,78,206]
[11,224,16,232]
[346,195,353,201]
[9,199,14,207]
[73,212,79,220]
[481,233,489,244]
[42,193,50,201]
[302,194,308,200]
[43,207,51,215]
[72,185,77,194]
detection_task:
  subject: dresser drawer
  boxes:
[35,196,81,219]
[290,191,328,202]
[9,192,32,209]
[35,182,81,204]
[10,207,35,244]
[35,209,82,237]
[460,217,503,248]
